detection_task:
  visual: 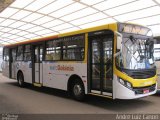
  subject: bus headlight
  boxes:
[119,78,132,89]
[119,78,125,85]
[126,82,132,88]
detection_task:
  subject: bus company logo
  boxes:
[50,65,74,71]
[57,65,74,71]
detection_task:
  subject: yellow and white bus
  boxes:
[2,22,157,100]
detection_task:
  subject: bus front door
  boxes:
[89,31,113,97]
[33,45,43,84]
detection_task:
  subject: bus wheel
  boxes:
[71,79,85,101]
[17,72,25,87]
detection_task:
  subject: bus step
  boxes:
[88,93,112,99]
[33,83,42,87]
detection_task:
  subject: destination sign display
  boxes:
[118,23,151,36]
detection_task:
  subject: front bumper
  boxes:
[114,80,157,99]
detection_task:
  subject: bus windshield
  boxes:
[116,23,155,70]
[116,36,155,70]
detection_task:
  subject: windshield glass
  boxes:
[116,36,155,70]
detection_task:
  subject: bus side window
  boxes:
[3,48,9,61]
[45,40,61,61]
[62,35,84,60]
[16,46,23,61]
[34,47,39,63]
[46,51,53,60]
[11,48,17,62]
[24,45,31,61]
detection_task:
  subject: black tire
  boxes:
[17,72,25,87]
[71,79,85,101]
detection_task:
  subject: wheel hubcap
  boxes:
[73,84,82,96]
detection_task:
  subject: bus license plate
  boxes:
[143,89,149,94]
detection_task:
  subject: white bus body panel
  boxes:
[43,62,88,93]
[15,61,32,84]
[113,75,157,99]
[2,61,9,77]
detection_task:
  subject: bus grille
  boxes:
[133,84,156,94]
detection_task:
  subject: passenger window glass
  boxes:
[24,45,31,61]
[35,46,39,63]
[40,46,43,62]
[17,46,23,61]
[11,48,17,61]
[3,48,9,61]
[45,40,61,60]
[62,35,84,60]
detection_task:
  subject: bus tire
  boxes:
[17,72,25,87]
[71,79,85,101]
